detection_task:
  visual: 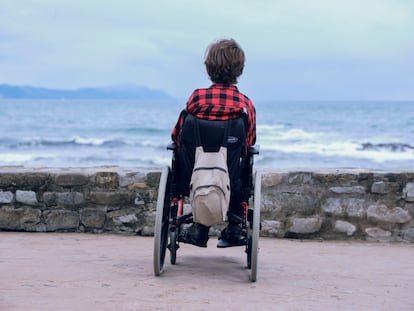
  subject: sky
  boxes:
[1,0,413,101]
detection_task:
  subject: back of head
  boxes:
[204,38,245,85]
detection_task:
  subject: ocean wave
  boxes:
[358,142,414,152]
[1,136,128,148]
[0,150,170,167]
[256,124,414,163]
[0,152,58,163]
[257,125,414,161]
[258,139,414,163]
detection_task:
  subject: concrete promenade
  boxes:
[1,232,413,310]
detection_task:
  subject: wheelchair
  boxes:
[153,113,261,282]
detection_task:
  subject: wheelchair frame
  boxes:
[153,143,261,282]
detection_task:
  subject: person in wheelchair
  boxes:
[171,38,256,247]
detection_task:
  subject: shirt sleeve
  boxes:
[172,90,197,146]
[171,109,188,146]
[246,99,256,147]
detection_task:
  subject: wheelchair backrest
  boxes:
[180,113,247,153]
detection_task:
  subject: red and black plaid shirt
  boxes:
[171,84,256,148]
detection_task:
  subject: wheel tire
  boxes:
[153,166,171,276]
[169,230,178,264]
[249,170,261,282]
[247,236,252,269]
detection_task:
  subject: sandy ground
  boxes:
[0,232,413,311]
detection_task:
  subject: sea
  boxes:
[0,99,413,170]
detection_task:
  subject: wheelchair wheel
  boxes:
[153,166,171,276]
[248,170,261,282]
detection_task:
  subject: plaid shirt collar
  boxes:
[210,83,238,90]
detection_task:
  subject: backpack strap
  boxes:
[194,118,232,148]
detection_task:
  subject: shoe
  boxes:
[178,223,209,248]
[217,223,245,248]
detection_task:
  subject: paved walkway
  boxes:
[1,232,413,310]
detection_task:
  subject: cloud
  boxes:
[0,0,413,100]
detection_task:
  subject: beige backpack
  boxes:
[189,119,231,227]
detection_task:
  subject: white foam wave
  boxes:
[258,126,327,142]
[72,136,105,145]
[0,152,58,163]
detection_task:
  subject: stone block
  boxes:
[55,174,88,187]
[119,171,147,187]
[0,174,15,188]
[0,191,13,204]
[43,192,84,207]
[142,210,156,233]
[262,173,282,187]
[288,216,322,234]
[403,227,414,242]
[321,198,366,218]
[365,227,392,240]
[141,225,154,236]
[106,207,142,233]
[115,214,138,224]
[43,192,58,206]
[371,179,401,194]
[146,172,162,188]
[345,198,366,218]
[330,186,365,194]
[0,173,48,189]
[288,173,313,185]
[80,208,107,228]
[321,198,344,216]
[314,173,358,185]
[90,191,134,205]
[277,193,319,215]
[16,190,38,206]
[57,192,84,207]
[403,183,414,202]
[94,172,119,188]
[134,193,145,206]
[0,206,41,230]
[371,181,386,194]
[260,220,282,237]
[367,204,411,224]
[44,210,79,231]
[334,220,356,236]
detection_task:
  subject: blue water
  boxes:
[0,99,413,169]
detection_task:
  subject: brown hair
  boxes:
[204,38,245,84]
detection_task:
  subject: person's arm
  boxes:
[171,109,188,147]
[247,101,256,147]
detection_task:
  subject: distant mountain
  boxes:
[0,83,173,100]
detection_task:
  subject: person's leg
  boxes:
[220,196,244,244]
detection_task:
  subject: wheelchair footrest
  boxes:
[217,238,247,248]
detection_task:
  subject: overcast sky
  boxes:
[1,0,413,101]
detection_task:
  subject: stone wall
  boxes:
[260,169,414,242]
[0,167,160,235]
[1,166,413,242]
